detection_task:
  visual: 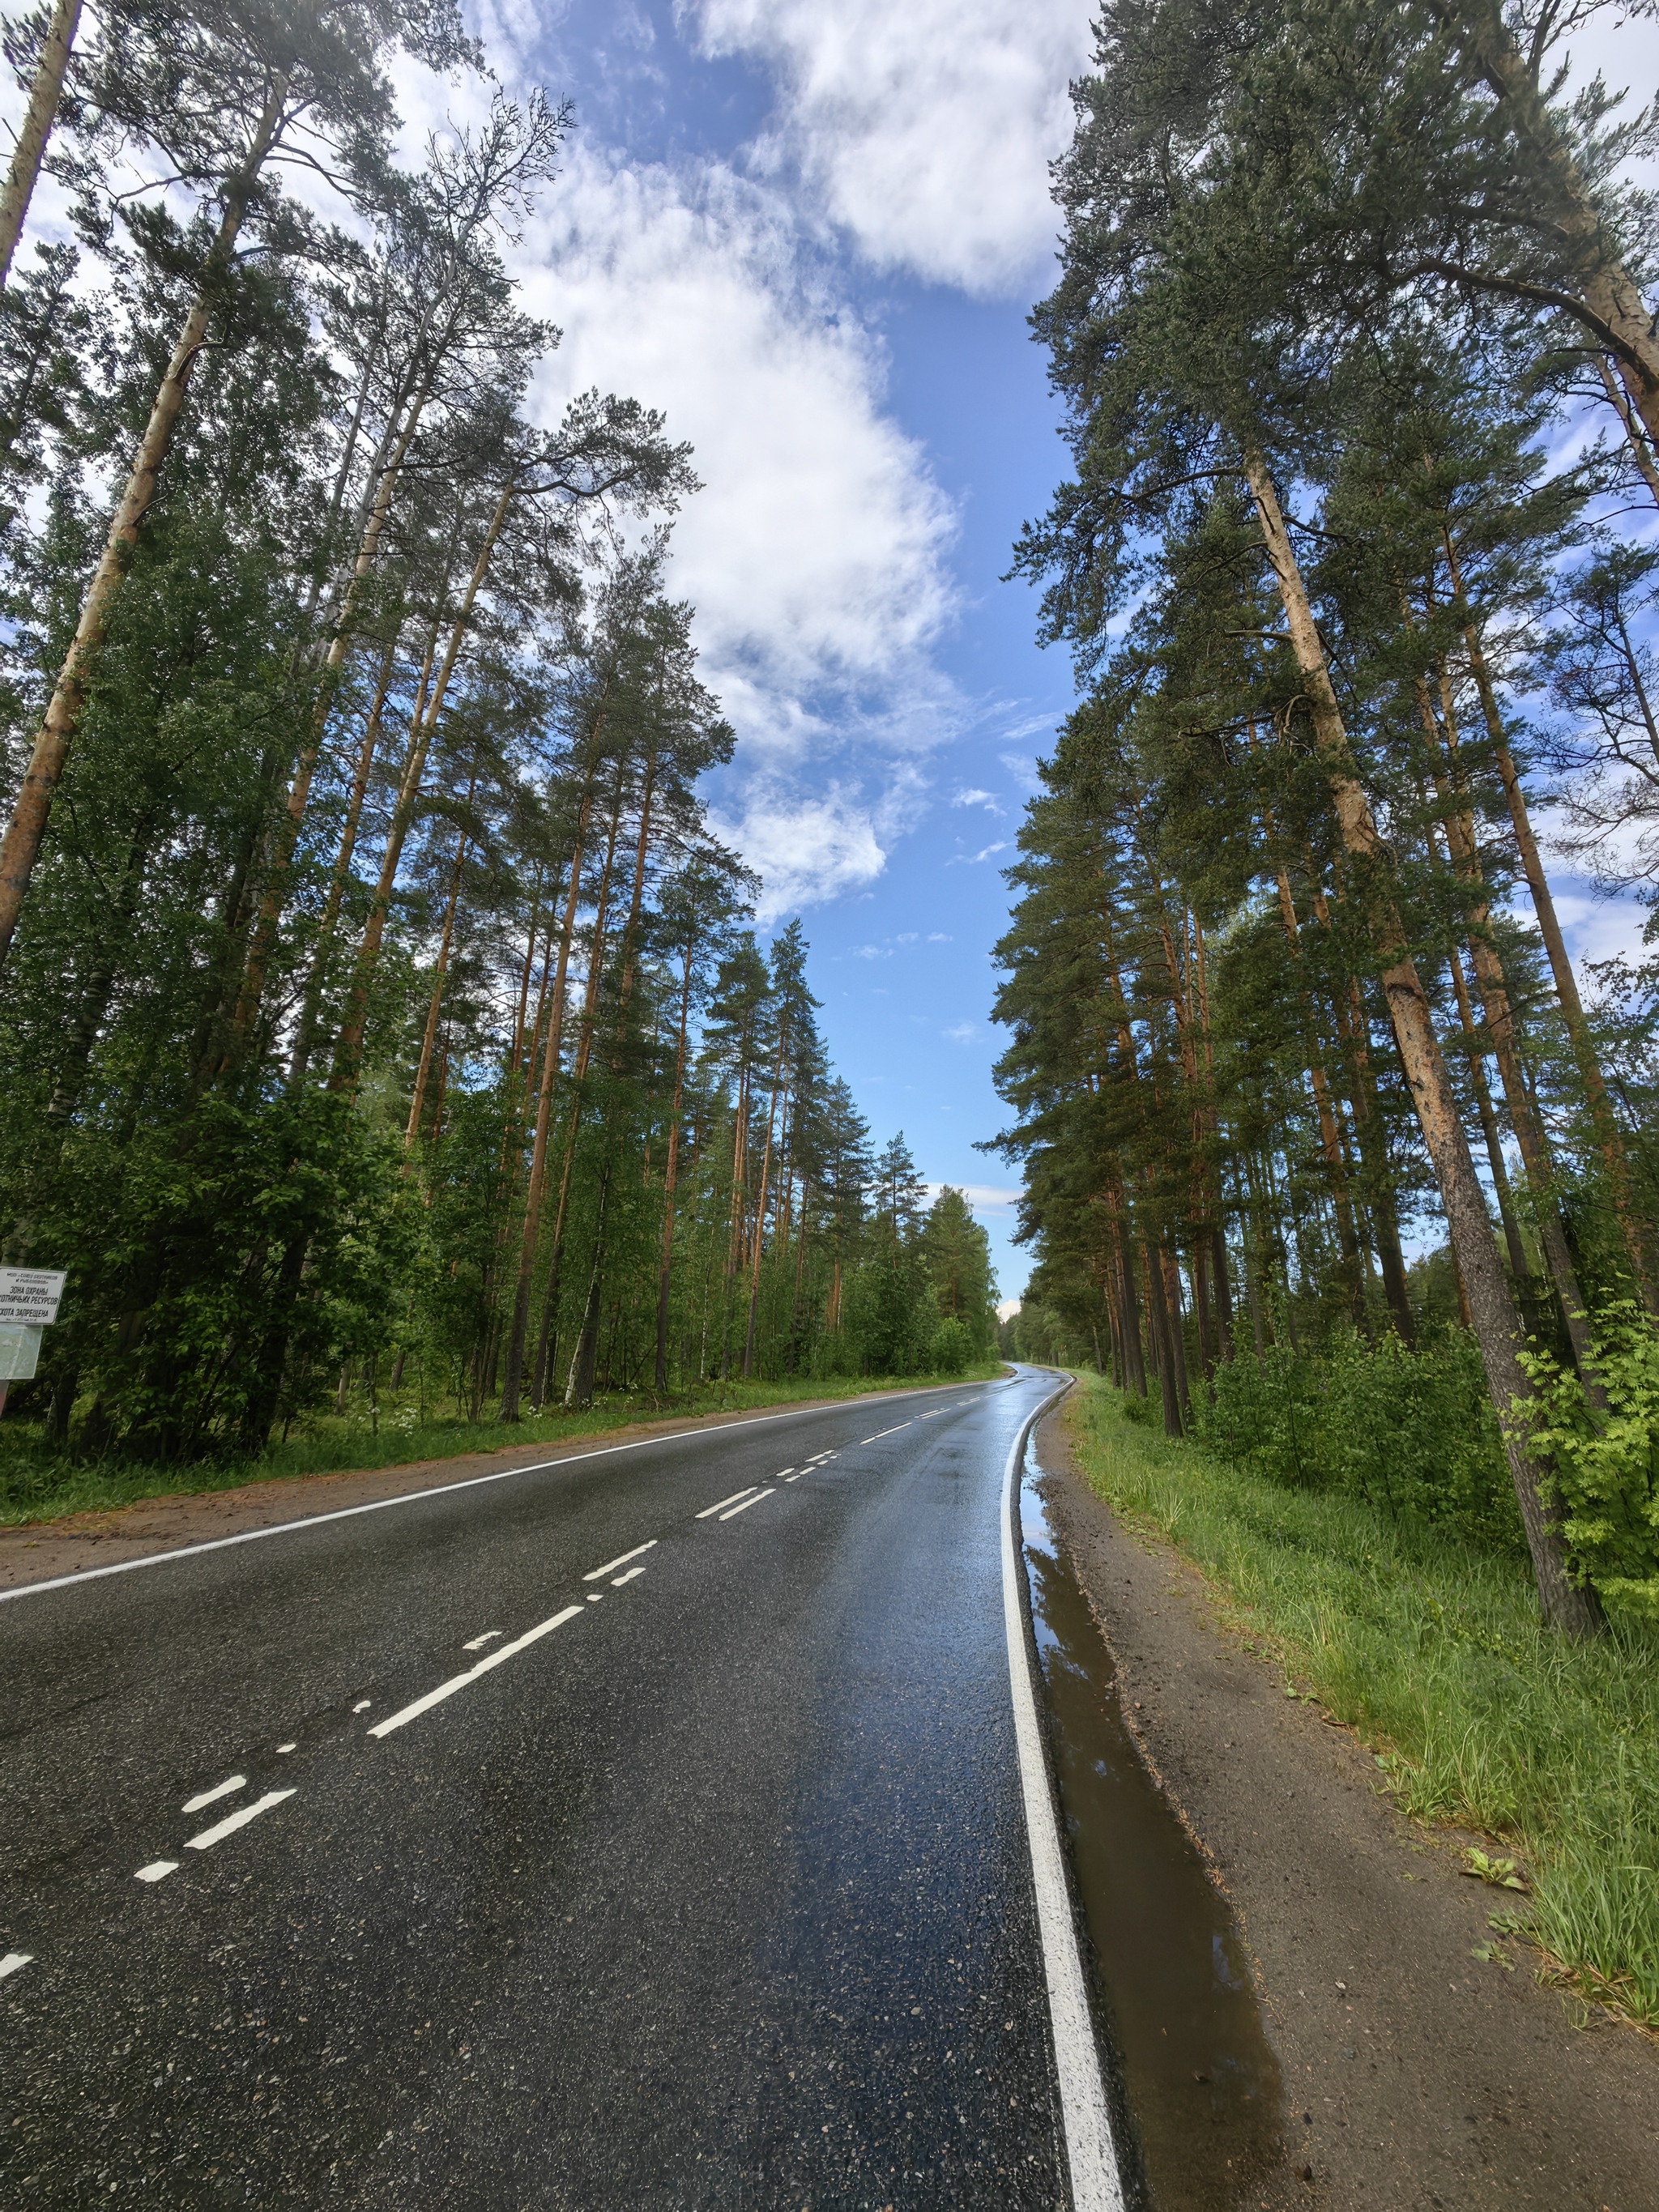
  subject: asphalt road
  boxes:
[0,1367,1117,2210]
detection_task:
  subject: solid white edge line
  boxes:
[183,1788,296,1852]
[181,1774,245,1814]
[717,1488,776,1520]
[0,1383,996,1605]
[0,1950,32,1977]
[368,1603,582,1738]
[582,1538,656,1581]
[1000,1383,1125,2212]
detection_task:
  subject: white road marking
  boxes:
[368,1605,582,1738]
[181,1775,245,1814]
[718,1489,776,1521]
[586,1593,603,1603]
[185,1789,296,1852]
[696,1488,756,1519]
[352,1699,372,1712]
[783,1474,801,1482]
[610,1566,646,1587]
[463,1630,503,1652]
[999,1387,1124,2212]
[134,1862,177,1884]
[0,1950,33,1978]
[275,1742,297,1754]
[863,1424,911,1441]
[582,1540,656,1582]
[0,1388,984,1604]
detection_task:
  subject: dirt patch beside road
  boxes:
[1034,1400,1658,2212]
[0,1383,956,1595]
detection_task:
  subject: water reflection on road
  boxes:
[1021,1468,1284,2210]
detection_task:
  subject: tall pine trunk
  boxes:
[1245,448,1601,1634]
[0,0,79,291]
[0,70,290,965]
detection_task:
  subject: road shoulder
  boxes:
[1034,1400,1659,2212]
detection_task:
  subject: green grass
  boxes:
[1064,1370,1659,2030]
[0,1361,1006,1528]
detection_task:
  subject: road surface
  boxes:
[0,1367,1121,2208]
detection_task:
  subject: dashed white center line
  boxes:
[463,1630,503,1652]
[185,1789,296,1852]
[718,1488,776,1521]
[181,1775,245,1815]
[582,1540,657,1582]
[611,1566,646,1587]
[368,1605,583,1738]
[134,1861,178,1885]
[0,1950,32,1979]
[862,1424,911,1442]
[696,1488,756,1519]
[586,1593,603,1603]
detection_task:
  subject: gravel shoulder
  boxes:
[0,1382,964,1594]
[1034,1400,1659,2212]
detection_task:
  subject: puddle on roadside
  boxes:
[1021,1467,1284,2211]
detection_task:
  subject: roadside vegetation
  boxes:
[1061,1369,1659,2031]
[0,3,1001,1468]
[992,0,1659,1643]
[0,1360,1005,1528]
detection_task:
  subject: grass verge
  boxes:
[1062,1370,1659,2031]
[0,1362,1006,1528]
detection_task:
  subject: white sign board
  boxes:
[0,1268,66,1324]
[0,1323,41,1381]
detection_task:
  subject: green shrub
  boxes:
[1192,1325,1520,1550]
[1519,1301,1659,1617]
[931,1318,972,1375]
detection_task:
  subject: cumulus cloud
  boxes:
[514,149,958,737]
[689,0,1092,295]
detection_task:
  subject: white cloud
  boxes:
[689,0,1092,295]
[711,782,894,918]
[952,786,1000,810]
[924,1181,1024,1215]
[948,839,1010,865]
[927,931,953,942]
[942,1021,978,1042]
[517,148,957,719]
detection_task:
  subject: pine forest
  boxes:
[994,0,1659,1634]
[0,0,1000,1493]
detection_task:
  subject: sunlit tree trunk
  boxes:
[1443,531,1655,1307]
[1244,447,1600,1634]
[0,0,80,291]
[0,70,291,965]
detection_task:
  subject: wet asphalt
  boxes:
[0,1369,1076,2209]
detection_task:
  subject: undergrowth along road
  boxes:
[1062,1372,1659,2032]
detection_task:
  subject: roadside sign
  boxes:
[0,1268,66,1324]
[0,1323,41,1380]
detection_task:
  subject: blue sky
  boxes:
[420,0,1102,1302]
[391,0,1658,1302]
